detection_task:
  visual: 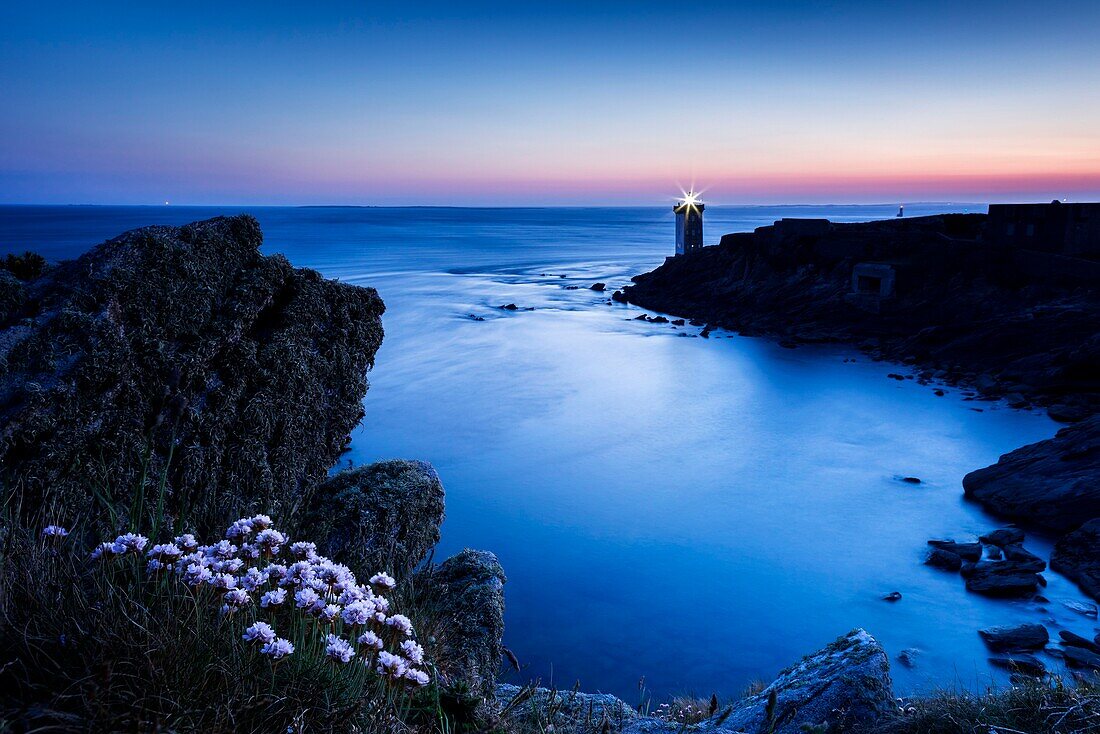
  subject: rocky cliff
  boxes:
[0,216,385,532]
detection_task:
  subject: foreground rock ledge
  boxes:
[0,216,386,529]
[498,629,894,734]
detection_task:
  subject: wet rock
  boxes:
[963,417,1100,533]
[887,373,906,381]
[501,303,519,310]
[1049,402,1091,423]
[933,388,945,396]
[1052,519,1100,601]
[986,546,1004,560]
[635,313,649,320]
[611,290,627,302]
[897,648,920,668]
[589,282,607,292]
[928,540,983,561]
[901,476,922,484]
[882,591,903,602]
[978,623,1049,651]
[718,629,895,734]
[965,560,1043,596]
[925,548,963,571]
[671,319,685,326]
[649,315,669,324]
[0,216,385,530]
[980,528,1026,547]
[1059,630,1100,654]
[414,549,506,699]
[1001,544,1045,568]
[1063,600,1099,619]
[304,460,445,577]
[1063,646,1100,669]
[988,654,1046,677]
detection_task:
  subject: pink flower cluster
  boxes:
[88,516,430,687]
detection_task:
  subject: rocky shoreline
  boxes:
[2,214,1097,732]
[617,214,1099,608]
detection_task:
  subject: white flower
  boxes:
[174,533,199,551]
[208,540,237,559]
[369,572,396,590]
[42,525,69,537]
[255,528,286,551]
[243,621,276,644]
[325,634,355,664]
[211,573,237,590]
[226,518,254,540]
[183,561,214,586]
[114,533,148,554]
[358,630,384,651]
[90,542,115,561]
[224,588,250,607]
[240,567,266,591]
[261,637,295,659]
[400,640,425,665]
[403,667,430,686]
[294,587,323,612]
[215,558,245,574]
[385,614,413,636]
[250,514,273,529]
[282,561,315,587]
[239,542,261,559]
[377,651,407,678]
[147,559,165,573]
[261,588,287,607]
[319,604,341,623]
[290,541,318,560]
[341,600,375,626]
[147,543,183,561]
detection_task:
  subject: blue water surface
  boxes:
[3,203,1092,701]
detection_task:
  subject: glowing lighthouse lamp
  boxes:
[674,190,704,256]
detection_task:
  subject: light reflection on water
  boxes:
[3,204,1094,700]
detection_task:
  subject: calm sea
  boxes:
[2,204,1091,700]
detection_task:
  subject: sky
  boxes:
[2,1,1099,206]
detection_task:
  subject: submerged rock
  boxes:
[1059,630,1100,654]
[0,216,385,530]
[413,549,506,699]
[978,623,1049,651]
[1052,519,1100,600]
[303,460,445,577]
[925,548,963,571]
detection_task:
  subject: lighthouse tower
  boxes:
[674,192,704,256]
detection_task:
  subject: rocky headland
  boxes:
[618,212,1100,604]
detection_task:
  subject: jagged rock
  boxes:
[1052,519,1100,601]
[1059,630,1100,654]
[964,560,1043,596]
[590,282,607,292]
[988,654,1046,677]
[927,540,982,561]
[1001,544,1045,567]
[303,460,445,577]
[0,216,385,531]
[963,417,1100,533]
[414,549,506,699]
[925,548,963,571]
[978,623,1049,651]
[717,629,894,734]
[496,684,637,731]
[979,528,1025,547]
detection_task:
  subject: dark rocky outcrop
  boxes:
[964,417,1100,533]
[495,684,638,731]
[988,654,1046,677]
[978,623,1049,651]
[414,549,507,699]
[0,216,385,531]
[716,629,894,734]
[303,459,445,577]
[979,528,1026,547]
[1052,519,1100,600]
[1059,630,1100,654]
[621,215,1099,415]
